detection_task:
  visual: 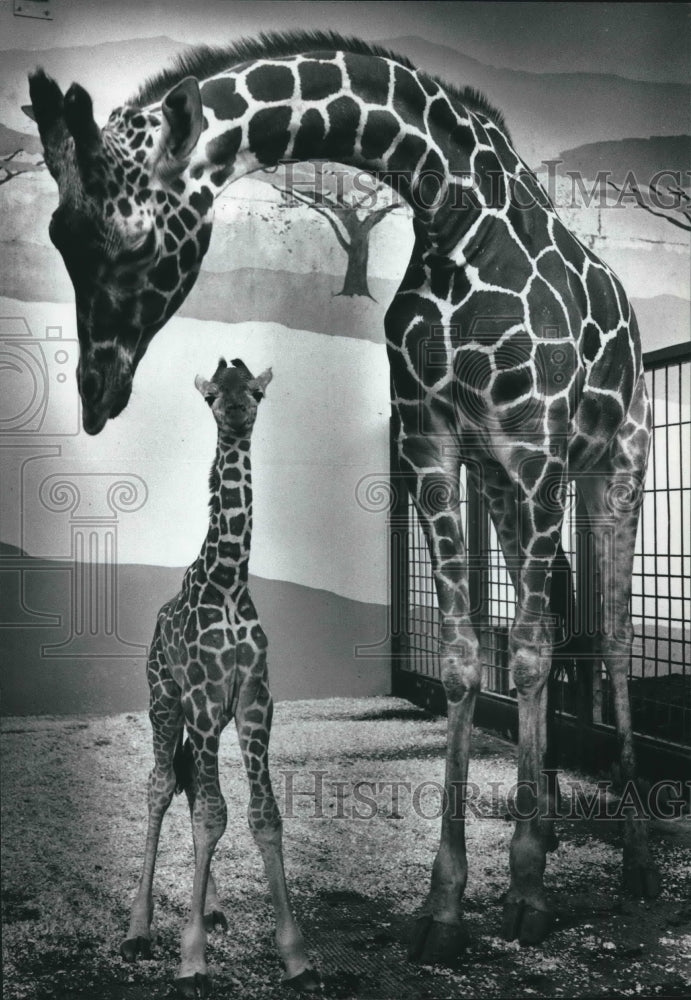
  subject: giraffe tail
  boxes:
[173,731,194,795]
[546,542,578,769]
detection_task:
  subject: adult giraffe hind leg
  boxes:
[481,467,563,858]
[577,380,660,899]
[495,456,570,946]
[397,435,479,967]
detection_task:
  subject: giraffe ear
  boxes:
[249,368,273,399]
[194,375,218,403]
[22,104,36,122]
[154,76,203,179]
[28,68,68,154]
[63,82,102,161]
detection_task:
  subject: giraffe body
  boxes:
[29,31,658,972]
[121,359,317,995]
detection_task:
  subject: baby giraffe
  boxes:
[121,358,317,997]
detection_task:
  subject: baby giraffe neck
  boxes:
[202,437,252,589]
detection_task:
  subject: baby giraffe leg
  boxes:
[175,738,228,931]
[235,676,320,992]
[175,713,227,999]
[122,635,183,961]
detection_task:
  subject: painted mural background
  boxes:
[1,2,689,713]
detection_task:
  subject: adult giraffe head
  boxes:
[26,69,213,434]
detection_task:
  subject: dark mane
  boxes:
[129,29,510,137]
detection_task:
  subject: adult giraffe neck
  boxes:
[202,438,252,588]
[180,49,509,252]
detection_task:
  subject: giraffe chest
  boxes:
[160,581,265,691]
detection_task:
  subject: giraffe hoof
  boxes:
[203,909,228,932]
[120,935,152,961]
[623,862,661,899]
[174,972,212,998]
[501,900,554,945]
[543,828,560,853]
[283,967,322,992]
[408,914,469,967]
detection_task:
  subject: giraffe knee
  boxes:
[147,766,177,813]
[602,615,634,664]
[192,792,228,847]
[439,634,481,702]
[512,643,554,696]
[248,794,282,840]
[509,618,554,695]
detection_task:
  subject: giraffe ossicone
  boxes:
[30,30,659,973]
[120,358,319,996]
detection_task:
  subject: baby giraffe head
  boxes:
[195,358,272,439]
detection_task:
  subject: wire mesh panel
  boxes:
[627,346,691,744]
[393,344,691,753]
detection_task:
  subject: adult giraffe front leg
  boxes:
[399,431,481,967]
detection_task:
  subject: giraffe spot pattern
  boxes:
[248,106,292,164]
[298,60,342,100]
[246,63,294,101]
[200,77,249,119]
[360,110,399,159]
[344,53,390,105]
[292,108,327,160]
[207,127,242,166]
[392,65,427,128]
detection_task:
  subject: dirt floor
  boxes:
[1,697,690,1000]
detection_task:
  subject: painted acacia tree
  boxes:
[608,179,691,232]
[274,167,401,299]
[0,149,44,185]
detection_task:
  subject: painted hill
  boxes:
[0,241,395,341]
[0,36,185,132]
[378,36,690,166]
[3,237,687,354]
[0,546,390,715]
[0,122,41,156]
[548,136,691,185]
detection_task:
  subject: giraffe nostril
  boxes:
[80,369,104,405]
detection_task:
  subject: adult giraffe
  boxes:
[27,31,658,964]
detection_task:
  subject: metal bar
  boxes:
[467,465,489,634]
[389,412,410,695]
[644,342,691,371]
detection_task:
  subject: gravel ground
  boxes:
[2,696,690,1000]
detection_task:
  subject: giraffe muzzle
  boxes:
[78,365,133,435]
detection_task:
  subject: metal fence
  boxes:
[391,342,691,779]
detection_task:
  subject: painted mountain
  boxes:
[0,543,389,715]
[377,35,690,167]
[545,135,691,186]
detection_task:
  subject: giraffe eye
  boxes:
[117,226,159,268]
